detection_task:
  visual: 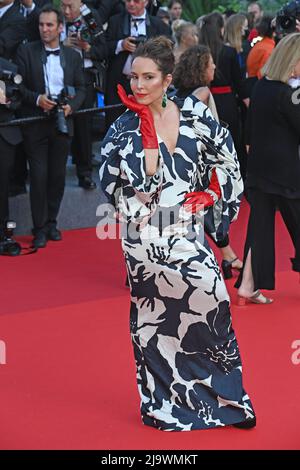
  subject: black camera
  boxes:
[130,35,147,45]
[0,221,21,257]
[277,0,300,33]
[49,86,75,135]
[79,3,103,43]
[0,58,22,111]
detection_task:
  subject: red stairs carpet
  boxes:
[0,201,299,450]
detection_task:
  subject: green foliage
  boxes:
[178,0,288,22]
[182,0,220,21]
[217,1,241,14]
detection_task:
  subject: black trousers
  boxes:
[235,188,300,290]
[10,143,28,188]
[0,136,15,231]
[23,121,70,231]
[71,70,96,179]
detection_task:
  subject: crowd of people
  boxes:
[1,0,300,433]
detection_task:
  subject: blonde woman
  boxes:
[173,21,199,63]
[236,33,300,304]
[225,13,251,78]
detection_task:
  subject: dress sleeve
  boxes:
[191,99,244,242]
[99,118,164,225]
[99,124,122,210]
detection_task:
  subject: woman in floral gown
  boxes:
[99,37,255,431]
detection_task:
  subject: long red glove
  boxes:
[117,84,158,150]
[183,168,221,213]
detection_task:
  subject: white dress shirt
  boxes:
[115,13,147,76]
[36,48,64,105]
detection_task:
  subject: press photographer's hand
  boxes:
[62,104,72,117]
[76,34,91,52]
[0,86,7,105]
[122,37,137,53]
[63,35,79,48]
[37,94,57,111]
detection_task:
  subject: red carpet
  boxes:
[0,201,299,449]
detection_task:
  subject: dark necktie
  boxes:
[46,50,60,57]
[131,17,144,33]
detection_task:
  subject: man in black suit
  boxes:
[0,58,23,241]
[0,0,27,59]
[105,0,171,128]
[61,0,107,190]
[8,0,52,198]
[16,5,85,248]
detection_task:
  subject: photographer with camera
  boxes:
[276,0,300,35]
[61,0,106,190]
[105,0,171,128]
[15,5,85,249]
[0,57,23,255]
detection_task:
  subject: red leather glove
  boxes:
[183,168,221,213]
[117,84,158,150]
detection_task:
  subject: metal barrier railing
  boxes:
[0,104,124,127]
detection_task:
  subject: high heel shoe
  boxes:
[237,290,273,306]
[221,257,242,280]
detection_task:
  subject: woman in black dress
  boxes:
[235,33,300,304]
[199,12,249,180]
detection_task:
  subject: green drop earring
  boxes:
[162,91,167,108]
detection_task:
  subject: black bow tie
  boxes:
[46,49,60,57]
[131,17,145,23]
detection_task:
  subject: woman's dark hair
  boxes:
[198,12,224,66]
[168,0,183,8]
[246,11,255,30]
[132,36,175,76]
[257,15,274,38]
[173,45,212,89]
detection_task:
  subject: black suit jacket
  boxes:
[0,106,22,144]
[15,41,86,135]
[105,11,172,104]
[247,78,300,191]
[0,1,27,59]
[0,57,22,144]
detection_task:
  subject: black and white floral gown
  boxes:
[100,95,255,431]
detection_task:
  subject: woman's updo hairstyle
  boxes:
[132,36,175,77]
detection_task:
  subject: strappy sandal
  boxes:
[237,290,273,306]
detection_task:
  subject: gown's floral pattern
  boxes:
[100,95,255,430]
